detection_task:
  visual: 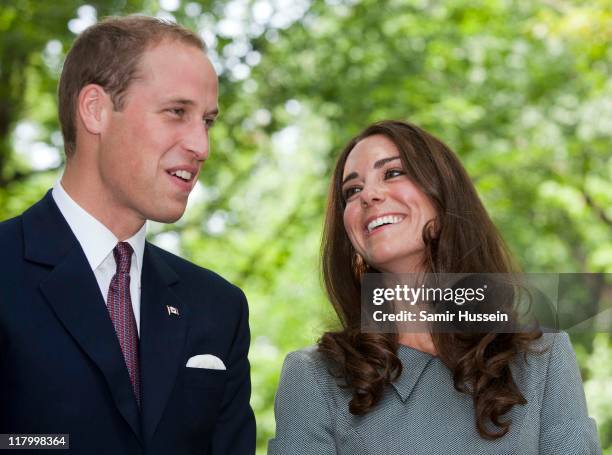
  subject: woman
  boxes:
[268,120,600,454]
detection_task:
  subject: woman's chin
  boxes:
[365,252,425,274]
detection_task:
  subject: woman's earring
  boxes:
[353,252,367,277]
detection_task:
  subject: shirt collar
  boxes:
[52,180,146,272]
[391,344,436,403]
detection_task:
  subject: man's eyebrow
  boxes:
[163,99,220,116]
[342,156,401,185]
[164,98,195,106]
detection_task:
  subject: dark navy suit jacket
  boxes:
[0,191,255,454]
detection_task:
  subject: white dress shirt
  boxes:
[52,181,146,336]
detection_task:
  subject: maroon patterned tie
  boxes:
[107,242,141,406]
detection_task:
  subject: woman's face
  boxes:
[341,134,437,273]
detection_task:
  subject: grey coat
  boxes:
[268,332,600,454]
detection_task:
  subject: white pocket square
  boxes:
[186,354,226,370]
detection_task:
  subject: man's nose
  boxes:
[183,121,209,161]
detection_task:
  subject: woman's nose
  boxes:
[359,184,385,207]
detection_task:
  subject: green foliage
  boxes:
[0,0,610,453]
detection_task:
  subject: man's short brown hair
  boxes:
[58,16,206,156]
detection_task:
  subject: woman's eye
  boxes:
[343,186,361,201]
[385,168,405,179]
[204,117,216,128]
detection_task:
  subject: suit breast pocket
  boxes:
[183,367,227,389]
[181,367,228,433]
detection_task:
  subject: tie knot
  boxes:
[113,242,133,274]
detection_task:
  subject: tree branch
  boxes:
[583,191,612,227]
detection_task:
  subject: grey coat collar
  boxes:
[391,345,436,402]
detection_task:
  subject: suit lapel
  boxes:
[139,244,187,443]
[23,192,142,441]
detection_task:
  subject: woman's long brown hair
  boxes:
[318,120,541,439]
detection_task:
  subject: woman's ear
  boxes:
[426,218,440,240]
[77,84,112,135]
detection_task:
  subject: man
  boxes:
[0,16,255,454]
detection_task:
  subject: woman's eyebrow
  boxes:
[342,172,358,186]
[373,156,400,169]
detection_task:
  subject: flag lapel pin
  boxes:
[167,305,180,316]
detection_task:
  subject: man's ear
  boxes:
[77,84,112,135]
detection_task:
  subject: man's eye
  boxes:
[204,118,216,128]
[385,168,405,179]
[168,108,185,117]
[343,186,361,201]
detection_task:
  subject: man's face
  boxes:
[97,40,218,224]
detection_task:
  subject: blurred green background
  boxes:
[0,0,610,453]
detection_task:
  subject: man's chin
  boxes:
[149,207,187,224]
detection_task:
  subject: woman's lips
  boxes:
[364,213,407,236]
